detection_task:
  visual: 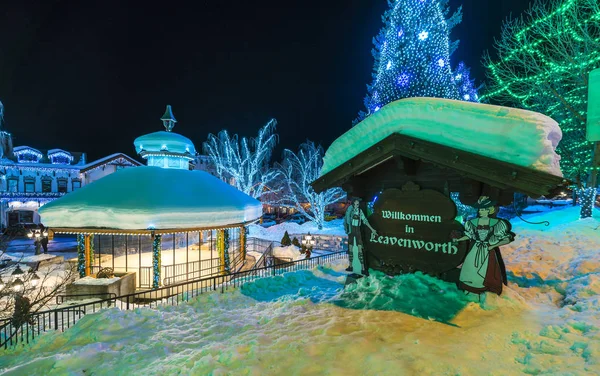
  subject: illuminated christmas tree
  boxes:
[483,0,600,218]
[453,62,480,103]
[355,0,468,124]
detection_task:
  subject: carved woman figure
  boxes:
[344,198,377,275]
[452,196,515,295]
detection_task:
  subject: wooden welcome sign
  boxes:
[366,184,468,276]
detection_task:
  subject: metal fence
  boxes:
[89,237,287,288]
[1,249,347,350]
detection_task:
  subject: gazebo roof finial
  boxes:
[161,105,177,132]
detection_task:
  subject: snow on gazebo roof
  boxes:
[39,166,262,231]
[133,131,196,155]
[321,97,563,177]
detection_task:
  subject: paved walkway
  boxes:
[5,235,77,254]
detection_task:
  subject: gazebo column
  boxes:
[84,235,92,276]
[240,226,246,260]
[152,234,162,289]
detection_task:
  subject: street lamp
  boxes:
[11,278,24,292]
[302,233,316,246]
[11,264,24,278]
[29,271,40,287]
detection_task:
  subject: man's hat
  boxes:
[472,196,497,209]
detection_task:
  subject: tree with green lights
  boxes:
[483,0,600,217]
[354,0,478,124]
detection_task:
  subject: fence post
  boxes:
[54,310,58,331]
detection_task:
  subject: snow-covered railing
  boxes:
[0,250,348,350]
[292,234,348,251]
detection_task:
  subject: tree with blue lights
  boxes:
[355,0,476,124]
[453,62,480,103]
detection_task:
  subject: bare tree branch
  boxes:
[275,141,346,230]
[203,119,279,201]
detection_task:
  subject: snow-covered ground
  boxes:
[247,219,346,242]
[272,245,304,261]
[5,235,77,254]
[2,207,599,375]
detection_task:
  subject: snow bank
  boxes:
[72,276,121,286]
[39,167,262,230]
[0,253,57,263]
[272,245,304,261]
[321,97,563,177]
[247,219,346,242]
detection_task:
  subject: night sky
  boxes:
[0,0,530,162]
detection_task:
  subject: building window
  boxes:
[8,179,18,193]
[24,180,35,193]
[42,179,52,193]
[72,180,81,190]
[19,210,34,223]
[57,179,68,193]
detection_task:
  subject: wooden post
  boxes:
[240,226,246,260]
[84,234,91,276]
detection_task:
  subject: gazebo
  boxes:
[39,106,262,289]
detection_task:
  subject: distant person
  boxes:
[40,225,49,254]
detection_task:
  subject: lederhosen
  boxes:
[348,211,365,266]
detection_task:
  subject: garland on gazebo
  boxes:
[76,234,85,277]
[89,235,95,272]
[152,235,162,289]
[217,230,231,273]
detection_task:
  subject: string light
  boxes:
[451,192,476,223]
[223,229,230,273]
[13,147,43,162]
[48,150,74,164]
[354,0,477,124]
[77,234,86,277]
[152,234,162,289]
[454,62,480,103]
[578,187,597,218]
[482,0,597,181]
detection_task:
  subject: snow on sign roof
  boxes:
[321,98,563,177]
[39,166,262,230]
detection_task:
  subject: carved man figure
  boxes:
[344,198,377,275]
